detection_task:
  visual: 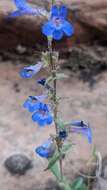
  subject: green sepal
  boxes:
[56,118,65,130]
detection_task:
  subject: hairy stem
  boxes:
[48,39,63,180]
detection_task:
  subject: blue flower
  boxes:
[23,95,47,112]
[35,139,56,158]
[32,103,53,127]
[8,0,48,18]
[70,120,92,144]
[42,5,74,40]
[20,62,43,78]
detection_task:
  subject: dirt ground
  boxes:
[0,60,107,190]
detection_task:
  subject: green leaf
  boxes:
[63,183,72,190]
[50,162,61,181]
[79,184,88,190]
[59,180,73,190]
[70,177,84,190]
[46,151,61,171]
[62,144,73,154]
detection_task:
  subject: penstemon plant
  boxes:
[8,0,102,190]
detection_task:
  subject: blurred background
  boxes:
[0,0,107,190]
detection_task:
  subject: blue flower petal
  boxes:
[42,21,55,36]
[38,118,47,127]
[36,146,49,158]
[23,97,41,113]
[20,62,43,78]
[13,0,48,17]
[28,102,40,113]
[51,5,68,19]
[53,29,63,40]
[46,114,53,125]
[78,127,92,144]
[35,139,55,158]
[23,99,31,109]
[41,103,49,112]
[20,7,44,16]
[51,5,59,17]
[32,103,53,127]
[62,21,74,36]
[87,127,92,144]
[14,0,28,10]
[8,10,26,18]
[32,112,40,122]
[32,111,46,127]
[59,5,68,19]
[71,126,92,144]
[71,120,87,127]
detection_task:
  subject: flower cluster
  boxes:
[23,95,53,127]
[20,62,53,127]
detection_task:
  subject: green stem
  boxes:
[48,38,63,181]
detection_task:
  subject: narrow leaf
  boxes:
[70,177,84,190]
[46,152,61,170]
[50,162,61,181]
[63,183,72,190]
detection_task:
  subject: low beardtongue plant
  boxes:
[8,0,102,189]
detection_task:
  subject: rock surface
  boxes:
[4,154,32,175]
[62,45,107,77]
[0,0,107,50]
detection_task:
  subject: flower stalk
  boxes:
[48,37,63,180]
